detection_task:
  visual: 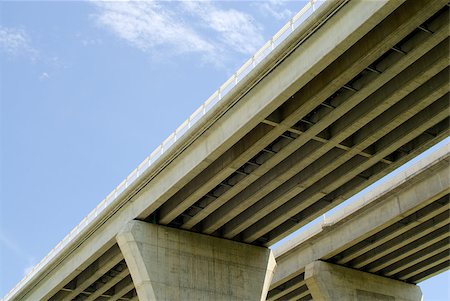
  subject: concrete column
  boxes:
[304,261,422,301]
[116,220,276,301]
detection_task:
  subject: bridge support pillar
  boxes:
[116,220,276,301]
[304,261,422,301]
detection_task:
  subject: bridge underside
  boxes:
[155,0,450,246]
[33,0,450,300]
[268,192,450,301]
[267,146,450,301]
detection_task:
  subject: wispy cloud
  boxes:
[0,231,37,277]
[258,0,293,21]
[90,0,264,63]
[91,1,214,55]
[75,32,103,47]
[0,26,38,59]
[181,1,264,55]
[39,72,50,81]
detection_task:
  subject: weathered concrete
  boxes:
[116,221,276,301]
[304,261,422,301]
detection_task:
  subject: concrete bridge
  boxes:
[269,143,449,300]
[3,0,449,300]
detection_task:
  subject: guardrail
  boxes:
[3,0,326,299]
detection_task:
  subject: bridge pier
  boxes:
[304,261,423,301]
[116,220,276,301]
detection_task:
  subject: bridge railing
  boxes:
[3,0,326,299]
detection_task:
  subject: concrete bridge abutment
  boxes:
[116,220,276,301]
[304,261,423,301]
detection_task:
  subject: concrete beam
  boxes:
[83,266,129,301]
[116,221,276,301]
[374,232,450,275]
[109,276,135,301]
[262,119,393,163]
[242,65,450,244]
[260,96,449,245]
[158,123,274,224]
[333,197,449,266]
[228,59,449,240]
[304,261,422,301]
[266,276,307,301]
[395,247,449,281]
[348,210,449,269]
[271,144,449,287]
[408,261,450,283]
[49,245,123,301]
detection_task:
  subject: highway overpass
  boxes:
[3,0,449,300]
[269,142,449,300]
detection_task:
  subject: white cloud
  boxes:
[182,1,264,55]
[0,231,36,277]
[90,0,265,63]
[0,231,33,261]
[39,72,50,80]
[258,0,293,21]
[0,26,38,58]
[91,1,214,56]
[76,32,103,47]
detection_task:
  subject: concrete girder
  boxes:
[236,35,448,237]
[225,65,449,240]
[158,123,274,224]
[397,250,450,281]
[241,64,450,243]
[407,261,450,283]
[267,278,308,301]
[375,233,450,275]
[176,0,430,232]
[83,266,130,301]
[200,6,450,236]
[270,150,449,288]
[332,197,450,265]
[108,276,135,301]
[384,238,450,277]
[266,272,305,300]
[265,132,449,247]
[50,245,123,301]
[330,225,450,275]
[275,285,309,301]
[264,124,449,246]
[347,211,450,269]
[262,119,393,164]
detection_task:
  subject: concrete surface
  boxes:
[304,261,422,301]
[116,221,276,301]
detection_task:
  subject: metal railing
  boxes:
[3,1,326,299]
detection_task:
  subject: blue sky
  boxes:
[0,1,448,299]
